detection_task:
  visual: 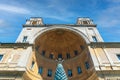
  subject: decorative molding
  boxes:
[0,43,33,48]
[89,42,120,48]
[23,24,96,27]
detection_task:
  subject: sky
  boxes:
[0,0,120,42]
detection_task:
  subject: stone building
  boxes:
[0,17,120,80]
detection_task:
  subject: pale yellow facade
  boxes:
[0,17,120,80]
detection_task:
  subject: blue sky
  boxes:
[0,0,120,42]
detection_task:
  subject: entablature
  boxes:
[0,43,33,48]
[89,42,120,48]
[23,24,96,27]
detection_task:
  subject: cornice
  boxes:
[0,43,33,48]
[89,42,120,48]
[23,24,96,27]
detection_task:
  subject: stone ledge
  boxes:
[23,24,96,27]
[0,43,33,48]
[89,42,120,48]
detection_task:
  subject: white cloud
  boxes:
[25,0,76,21]
[96,5,120,27]
[0,19,5,27]
[0,4,30,14]
[0,19,4,23]
[0,19,6,33]
[42,1,76,22]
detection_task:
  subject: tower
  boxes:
[0,17,120,80]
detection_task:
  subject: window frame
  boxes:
[0,54,3,62]
[58,53,62,59]
[77,66,82,74]
[47,69,52,77]
[117,54,120,60]
[92,36,97,42]
[22,36,28,42]
[66,53,70,59]
[31,61,35,69]
[49,53,53,59]
[35,46,40,51]
[74,50,78,56]
[41,50,45,56]
[85,62,90,70]
[68,69,72,77]
[38,66,43,74]
[80,45,85,50]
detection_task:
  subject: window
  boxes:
[32,21,37,25]
[74,50,78,56]
[58,54,62,59]
[80,45,85,50]
[92,36,97,42]
[77,67,82,74]
[22,36,27,42]
[47,69,52,77]
[38,67,43,74]
[31,61,35,69]
[66,53,70,59]
[117,55,120,60]
[85,62,90,69]
[49,54,53,59]
[83,21,88,24]
[41,50,45,56]
[35,46,40,51]
[68,69,72,77]
[0,55,3,61]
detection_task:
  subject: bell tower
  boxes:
[77,17,93,25]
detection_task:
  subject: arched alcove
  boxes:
[35,29,87,60]
[30,26,90,44]
[25,28,97,80]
